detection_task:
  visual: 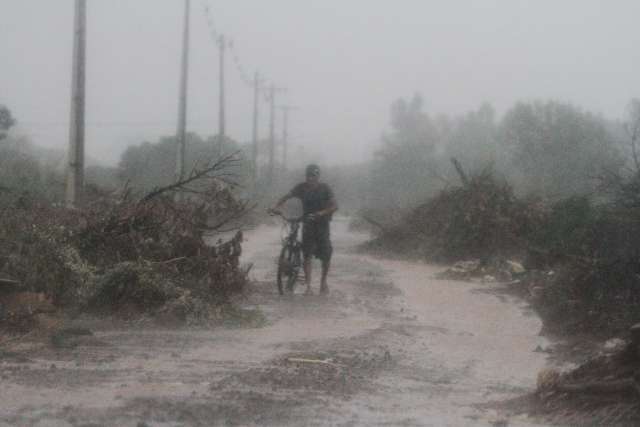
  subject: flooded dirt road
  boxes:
[1,218,551,426]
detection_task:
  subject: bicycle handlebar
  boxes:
[268,210,304,223]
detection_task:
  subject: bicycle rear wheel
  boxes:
[277,245,300,295]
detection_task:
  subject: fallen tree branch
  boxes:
[139,151,242,203]
[556,379,637,395]
[450,157,469,187]
[150,257,187,265]
[0,278,21,287]
[286,357,346,368]
[361,214,391,233]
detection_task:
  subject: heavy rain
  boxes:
[2,1,640,425]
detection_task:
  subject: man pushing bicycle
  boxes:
[270,164,338,295]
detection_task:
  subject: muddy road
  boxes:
[1,218,551,426]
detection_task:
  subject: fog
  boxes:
[5,3,640,425]
[2,0,640,166]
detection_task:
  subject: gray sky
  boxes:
[2,0,639,166]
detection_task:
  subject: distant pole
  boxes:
[282,108,288,173]
[175,0,190,184]
[66,0,87,208]
[279,106,298,173]
[251,71,261,187]
[268,86,276,186]
[267,84,286,186]
[217,34,227,157]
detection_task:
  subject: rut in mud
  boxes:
[1,218,551,426]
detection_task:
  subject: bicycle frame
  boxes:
[274,213,304,295]
[281,218,302,246]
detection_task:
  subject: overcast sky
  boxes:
[2,0,639,166]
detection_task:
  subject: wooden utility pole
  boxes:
[175,0,190,184]
[217,35,228,157]
[66,0,87,208]
[267,84,286,186]
[278,106,298,173]
[251,71,262,187]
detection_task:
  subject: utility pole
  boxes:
[217,35,231,157]
[251,71,263,187]
[267,84,286,186]
[66,0,87,208]
[175,0,190,185]
[278,106,298,173]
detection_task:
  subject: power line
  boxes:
[20,119,223,127]
[201,1,273,95]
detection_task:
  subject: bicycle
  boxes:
[270,211,304,295]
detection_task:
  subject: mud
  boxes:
[0,218,553,426]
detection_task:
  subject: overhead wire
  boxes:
[201,0,280,101]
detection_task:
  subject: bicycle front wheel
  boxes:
[277,245,300,295]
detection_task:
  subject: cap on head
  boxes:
[305,164,320,178]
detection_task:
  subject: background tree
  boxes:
[0,104,16,140]
[438,103,500,180]
[501,101,621,198]
[624,98,640,173]
[118,133,250,195]
[368,94,441,212]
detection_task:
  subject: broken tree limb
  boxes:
[139,151,242,203]
[0,278,21,288]
[150,257,187,265]
[556,379,637,395]
[286,357,346,368]
[361,214,391,233]
[450,157,469,187]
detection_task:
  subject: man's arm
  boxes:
[270,184,301,213]
[271,193,292,212]
[315,198,338,218]
[309,185,338,220]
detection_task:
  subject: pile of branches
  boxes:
[363,162,545,262]
[0,153,250,325]
[526,195,640,335]
[522,329,640,425]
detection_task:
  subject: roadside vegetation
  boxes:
[356,96,640,424]
[3,94,640,422]
[360,95,640,336]
[0,106,252,336]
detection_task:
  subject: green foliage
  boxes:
[118,134,250,195]
[365,168,544,262]
[531,196,596,256]
[0,143,63,201]
[438,103,500,174]
[502,101,622,197]
[0,105,15,139]
[85,165,120,192]
[369,94,441,210]
[0,199,83,303]
[87,262,175,311]
[0,107,64,201]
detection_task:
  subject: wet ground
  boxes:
[1,218,554,426]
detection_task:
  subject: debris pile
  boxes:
[0,157,249,330]
[520,195,640,336]
[435,259,526,283]
[521,325,640,425]
[363,167,545,263]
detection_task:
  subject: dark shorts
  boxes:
[302,221,332,262]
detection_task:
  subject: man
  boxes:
[270,164,338,295]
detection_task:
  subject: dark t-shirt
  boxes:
[289,182,335,222]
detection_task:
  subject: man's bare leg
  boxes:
[320,259,330,294]
[304,257,313,295]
